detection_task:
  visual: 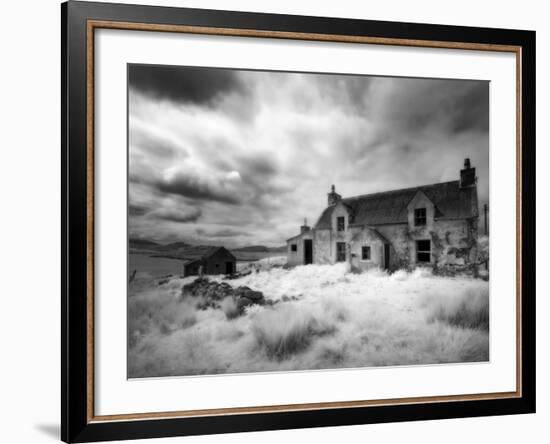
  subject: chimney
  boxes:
[327,184,342,206]
[460,158,476,188]
[300,217,310,234]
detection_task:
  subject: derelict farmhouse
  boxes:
[287,159,480,272]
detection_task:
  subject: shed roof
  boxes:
[182,246,236,265]
[315,180,477,229]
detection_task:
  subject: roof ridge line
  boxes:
[341,180,459,201]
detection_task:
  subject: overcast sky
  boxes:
[128,64,489,247]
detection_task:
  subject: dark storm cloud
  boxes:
[314,74,373,112]
[374,79,489,136]
[129,204,150,216]
[150,207,202,223]
[450,82,490,133]
[239,155,278,177]
[128,67,489,245]
[128,64,245,106]
[155,171,241,205]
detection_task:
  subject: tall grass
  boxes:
[128,266,490,377]
[425,288,489,331]
[250,305,335,360]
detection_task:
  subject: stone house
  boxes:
[183,246,236,276]
[286,159,479,272]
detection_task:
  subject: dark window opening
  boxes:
[290,244,297,252]
[337,216,345,231]
[336,242,346,262]
[361,246,371,260]
[416,240,431,263]
[215,263,220,268]
[414,208,427,226]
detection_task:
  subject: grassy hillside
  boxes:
[128,264,489,378]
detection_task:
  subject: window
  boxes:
[336,242,346,262]
[416,240,431,263]
[361,246,371,260]
[337,216,345,231]
[290,244,297,252]
[414,208,427,226]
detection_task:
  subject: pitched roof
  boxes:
[181,246,236,264]
[315,181,477,229]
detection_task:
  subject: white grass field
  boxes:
[128,261,489,378]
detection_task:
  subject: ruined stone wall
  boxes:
[286,238,302,266]
[286,231,314,266]
[310,203,351,264]
[348,227,385,272]
[291,212,479,273]
[378,218,479,272]
[428,219,479,271]
[313,229,332,264]
[376,224,410,269]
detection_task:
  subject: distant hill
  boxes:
[230,245,287,262]
[129,238,160,248]
[129,238,216,261]
[233,245,268,252]
[129,239,287,262]
[234,245,287,253]
[156,241,191,251]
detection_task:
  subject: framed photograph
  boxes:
[61,1,536,442]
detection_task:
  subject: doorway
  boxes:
[336,242,346,262]
[225,262,234,274]
[384,244,390,270]
[304,239,313,265]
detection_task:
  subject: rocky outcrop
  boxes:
[181,278,268,316]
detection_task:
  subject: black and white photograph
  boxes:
[127,64,490,378]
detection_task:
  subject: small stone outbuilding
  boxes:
[183,246,236,277]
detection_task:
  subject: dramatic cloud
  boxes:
[128,65,489,246]
[155,167,243,205]
[128,64,244,106]
[150,207,202,223]
[367,77,489,135]
[130,121,188,159]
[129,204,149,216]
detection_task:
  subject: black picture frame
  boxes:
[61,1,536,442]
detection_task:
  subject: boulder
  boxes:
[243,290,264,302]
[182,278,265,315]
[236,297,253,310]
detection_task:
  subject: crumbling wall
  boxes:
[286,231,314,266]
[430,218,479,275]
[376,224,410,269]
[290,214,480,275]
[313,229,332,264]
[377,219,480,274]
[348,227,385,272]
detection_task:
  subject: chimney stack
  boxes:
[460,158,476,188]
[327,184,342,206]
[300,217,310,233]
